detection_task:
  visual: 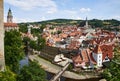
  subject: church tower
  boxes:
[7,8,13,23]
[27,24,32,34]
[85,17,88,28]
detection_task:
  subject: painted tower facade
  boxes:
[4,8,19,31]
[7,8,13,23]
[92,45,102,67]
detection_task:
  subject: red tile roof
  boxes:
[4,23,18,27]
[72,54,83,63]
[93,45,102,54]
[86,49,96,64]
[100,45,113,60]
[81,49,89,62]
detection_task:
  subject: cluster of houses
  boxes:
[4,8,120,69]
[42,19,120,69]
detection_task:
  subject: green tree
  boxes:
[40,24,46,32]
[102,62,120,81]
[57,30,62,34]
[31,28,40,36]
[104,19,120,26]
[29,40,37,50]
[17,61,47,81]
[22,37,30,53]
[19,23,28,33]
[37,37,45,51]
[5,30,25,73]
[23,37,30,43]
[113,45,120,62]
[89,19,104,27]
[102,45,120,81]
[29,37,45,51]
[23,37,30,47]
[0,66,16,81]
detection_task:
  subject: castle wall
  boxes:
[0,0,5,71]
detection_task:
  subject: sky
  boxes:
[4,0,120,23]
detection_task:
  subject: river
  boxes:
[46,72,100,81]
[20,56,100,81]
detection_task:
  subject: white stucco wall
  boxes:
[92,53,102,67]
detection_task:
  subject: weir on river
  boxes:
[50,62,70,81]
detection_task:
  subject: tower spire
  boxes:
[85,17,88,28]
[7,8,13,23]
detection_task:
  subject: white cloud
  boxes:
[41,16,46,21]
[113,16,120,20]
[80,8,91,13]
[14,17,34,23]
[64,10,77,14]
[12,16,47,23]
[5,0,57,13]
[76,17,82,20]
[47,7,57,14]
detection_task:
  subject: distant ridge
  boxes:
[19,18,120,28]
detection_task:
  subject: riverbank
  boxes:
[28,55,101,80]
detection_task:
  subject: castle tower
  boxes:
[0,0,5,71]
[4,8,19,31]
[7,8,13,23]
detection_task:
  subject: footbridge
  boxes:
[49,62,70,81]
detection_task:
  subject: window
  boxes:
[99,60,101,62]
[99,56,101,58]
[99,63,101,65]
[105,58,108,60]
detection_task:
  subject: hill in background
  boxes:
[19,18,120,31]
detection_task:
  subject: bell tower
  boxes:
[7,8,13,23]
[85,17,88,28]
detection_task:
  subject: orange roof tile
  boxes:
[100,45,113,60]
[89,53,97,64]
[93,45,102,54]
[72,54,83,63]
[81,49,89,62]
[4,22,18,27]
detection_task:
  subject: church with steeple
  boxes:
[84,17,89,28]
[4,8,19,31]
